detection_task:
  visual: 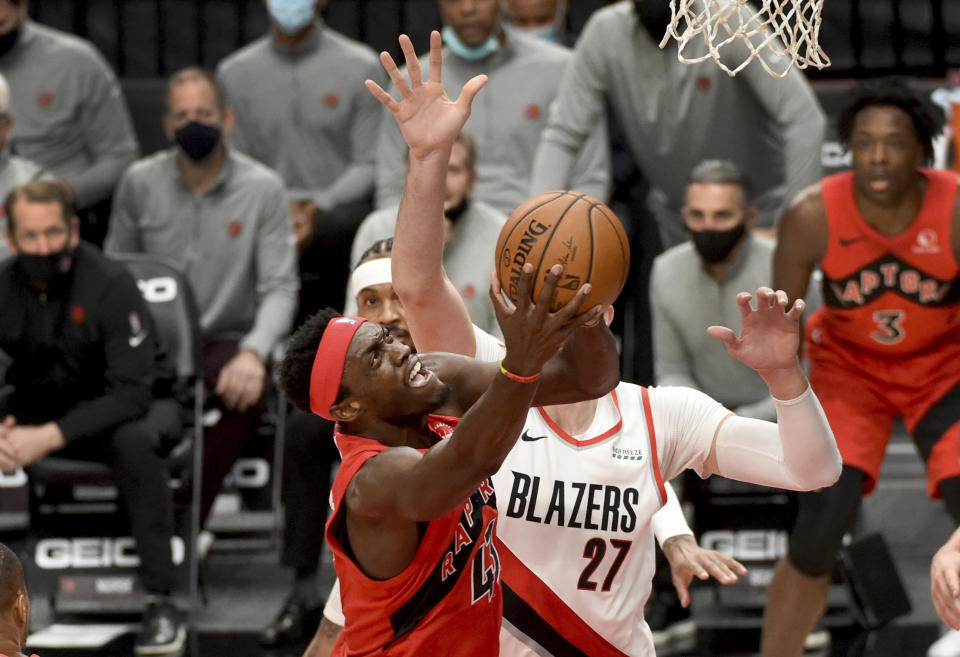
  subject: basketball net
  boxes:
[660,0,830,78]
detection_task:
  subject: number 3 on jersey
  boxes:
[577,538,632,592]
[871,310,906,345]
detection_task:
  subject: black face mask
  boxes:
[633,0,673,40]
[690,222,747,264]
[0,25,21,58]
[173,121,222,161]
[444,197,470,223]
[17,247,75,289]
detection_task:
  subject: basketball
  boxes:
[494,191,630,312]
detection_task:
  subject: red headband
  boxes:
[309,316,367,420]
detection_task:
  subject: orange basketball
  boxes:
[495,191,630,312]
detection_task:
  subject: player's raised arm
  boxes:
[367,31,483,356]
[702,287,842,491]
[348,265,601,522]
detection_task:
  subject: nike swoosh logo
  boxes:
[128,332,148,348]
[520,430,548,442]
[839,236,866,246]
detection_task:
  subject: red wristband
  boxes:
[499,360,541,384]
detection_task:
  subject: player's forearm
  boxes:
[714,387,841,491]
[410,374,539,519]
[534,321,619,404]
[757,362,808,401]
[391,149,451,305]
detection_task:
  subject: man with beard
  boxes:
[652,159,777,422]
[105,67,299,531]
[348,131,504,337]
[530,0,826,249]
[0,181,184,655]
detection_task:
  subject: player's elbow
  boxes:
[790,451,842,491]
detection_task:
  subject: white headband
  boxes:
[351,257,393,293]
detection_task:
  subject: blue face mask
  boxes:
[267,0,316,36]
[511,24,558,43]
[441,24,499,61]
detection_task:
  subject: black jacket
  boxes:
[0,242,159,441]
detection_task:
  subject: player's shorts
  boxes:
[806,319,960,498]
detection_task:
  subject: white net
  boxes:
[660,0,831,78]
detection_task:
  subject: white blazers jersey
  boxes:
[473,327,728,656]
[494,383,727,657]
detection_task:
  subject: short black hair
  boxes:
[279,308,347,413]
[837,77,945,163]
[358,238,393,265]
[0,541,25,611]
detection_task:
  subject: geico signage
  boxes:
[224,458,270,488]
[0,468,27,487]
[700,529,788,561]
[35,536,185,569]
[136,277,178,303]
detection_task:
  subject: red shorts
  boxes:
[806,320,960,498]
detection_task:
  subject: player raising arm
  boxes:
[363,29,841,657]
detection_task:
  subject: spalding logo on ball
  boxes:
[495,191,630,311]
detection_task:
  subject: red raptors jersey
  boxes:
[327,415,502,657]
[814,168,960,357]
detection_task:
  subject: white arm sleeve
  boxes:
[651,481,694,548]
[323,578,345,626]
[713,386,841,491]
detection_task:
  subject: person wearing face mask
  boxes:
[0,0,138,249]
[0,72,49,264]
[646,160,783,652]
[500,0,570,45]
[374,0,610,218]
[530,0,826,250]
[104,68,299,535]
[216,0,384,322]
[651,160,779,423]
[347,131,505,337]
[0,181,186,656]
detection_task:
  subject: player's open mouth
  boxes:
[407,359,431,387]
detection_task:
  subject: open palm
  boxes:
[365,31,487,161]
[707,287,805,375]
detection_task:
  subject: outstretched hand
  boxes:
[365,31,487,161]
[707,287,804,375]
